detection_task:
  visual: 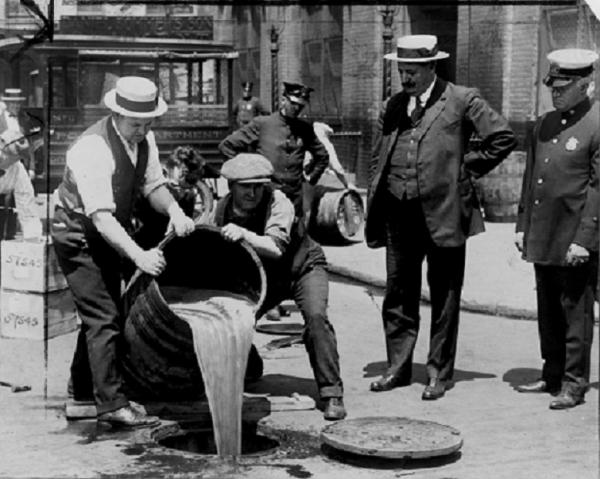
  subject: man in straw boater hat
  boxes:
[51,76,195,428]
[515,49,599,409]
[210,153,347,420]
[365,35,517,400]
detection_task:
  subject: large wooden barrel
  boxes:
[121,225,266,400]
[309,186,365,245]
[479,151,525,223]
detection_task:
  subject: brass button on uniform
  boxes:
[537,178,543,184]
[552,138,558,144]
[561,119,567,125]
[534,199,540,205]
[544,158,549,163]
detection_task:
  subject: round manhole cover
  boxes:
[320,416,463,459]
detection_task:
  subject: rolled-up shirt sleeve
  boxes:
[67,135,116,216]
[265,189,294,252]
[142,130,167,197]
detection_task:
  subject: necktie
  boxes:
[411,96,424,125]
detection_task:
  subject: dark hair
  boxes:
[242,81,253,89]
[169,146,206,183]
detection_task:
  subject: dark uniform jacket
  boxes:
[517,98,600,265]
[218,112,329,210]
[365,78,517,248]
[233,96,268,127]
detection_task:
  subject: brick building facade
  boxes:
[0,2,596,206]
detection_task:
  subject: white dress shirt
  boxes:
[407,76,437,117]
[63,118,166,217]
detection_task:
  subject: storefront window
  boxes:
[56,58,225,108]
[80,61,120,107]
[50,61,78,108]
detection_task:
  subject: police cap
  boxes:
[544,49,599,88]
[283,81,313,105]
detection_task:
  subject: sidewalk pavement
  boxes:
[321,193,538,321]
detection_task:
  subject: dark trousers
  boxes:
[51,209,130,414]
[534,260,596,389]
[382,196,465,382]
[262,264,343,399]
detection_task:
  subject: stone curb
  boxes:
[326,263,538,321]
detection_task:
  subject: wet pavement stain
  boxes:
[260,428,321,459]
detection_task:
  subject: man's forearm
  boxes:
[92,211,144,263]
[147,184,178,216]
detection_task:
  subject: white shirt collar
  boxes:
[111,117,137,166]
[408,76,437,114]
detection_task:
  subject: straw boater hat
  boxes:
[384,34,449,63]
[543,49,599,87]
[1,88,26,102]
[104,76,167,118]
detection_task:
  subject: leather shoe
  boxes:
[323,397,347,421]
[264,307,281,322]
[370,374,408,392]
[422,378,446,400]
[516,379,559,394]
[549,383,584,410]
[98,405,160,428]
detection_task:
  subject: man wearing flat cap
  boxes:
[210,153,347,421]
[233,82,269,128]
[366,34,517,400]
[219,81,329,218]
[515,49,599,410]
[51,76,195,428]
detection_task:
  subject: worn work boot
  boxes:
[323,397,347,421]
[549,382,585,410]
[264,307,281,322]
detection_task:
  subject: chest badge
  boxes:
[565,137,579,151]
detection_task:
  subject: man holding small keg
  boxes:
[51,76,195,428]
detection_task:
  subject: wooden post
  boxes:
[380,7,395,102]
[270,25,279,113]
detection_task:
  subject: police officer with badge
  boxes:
[232,82,269,128]
[515,49,599,410]
[219,81,329,218]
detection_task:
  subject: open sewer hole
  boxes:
[157,427,280,456]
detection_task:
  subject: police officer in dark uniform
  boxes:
[515,49,599,410]
[219,81,329,218]
[232,81,269,128]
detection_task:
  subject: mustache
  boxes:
[402,82,416,89]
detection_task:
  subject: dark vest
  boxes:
[387,128,420,200]
[57,116,149,236]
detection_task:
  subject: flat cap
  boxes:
[544,49,599,87]
[221,153,274,183]
[283,81,313,105]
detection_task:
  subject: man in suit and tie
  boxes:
[365,35,517,400]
